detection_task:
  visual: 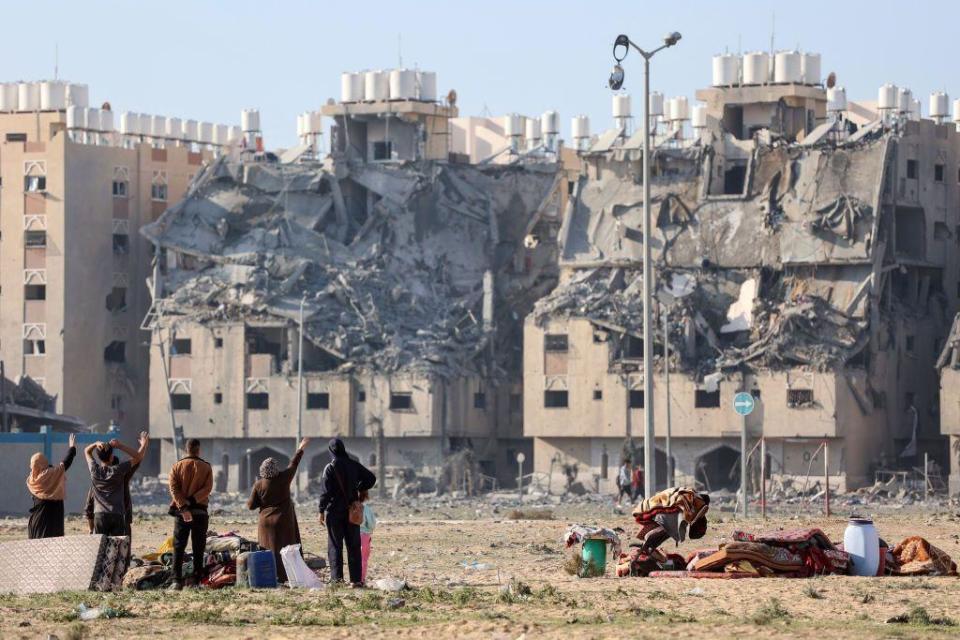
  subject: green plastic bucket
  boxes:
[580,538,607,577]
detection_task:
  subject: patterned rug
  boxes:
[0,534,129,594]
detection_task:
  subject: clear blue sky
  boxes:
[0,1,954,148]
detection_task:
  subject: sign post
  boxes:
[733,390,755,518]
[516,452,526,501]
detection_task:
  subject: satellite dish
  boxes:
[826,72,837,89]
[446,89,458,107]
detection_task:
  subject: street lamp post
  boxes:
[609,31,681,500]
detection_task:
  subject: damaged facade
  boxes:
[937,314,960,494]
[525,80,959,492]
[144,94,567,489]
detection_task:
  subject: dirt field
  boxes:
[1,502,959,639]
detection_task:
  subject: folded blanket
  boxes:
[694,541,804,573]
[732,528,848,575]
[892,537,958,576]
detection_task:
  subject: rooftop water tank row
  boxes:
[612,94,631,118]
[541,110,559,135]
[930,92,950,120]
[0,81,89,111]
[297,111,323,137]
[667,96,689,121]
[65,106,114,131]
[341,69,439,103]
[117,112,236,144]
[571,115,590,140]
[827,87,847,113]
[504,113,523,138]
[241,108,260,133]
[691,104,707,129]
[734,51,821,85]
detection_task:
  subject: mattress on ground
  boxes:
[693,541,804,573]
[648,570,762,579]
[0,534,129,594]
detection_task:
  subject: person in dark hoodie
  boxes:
[317,438,376,587]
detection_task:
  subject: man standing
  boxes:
[85,455,142,536]
[317,438,376,587]
[616,460,632,505]
[84,432,148,536]
[631,464,645,502]
[168,438,213,590]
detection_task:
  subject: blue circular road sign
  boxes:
[733,392,755,416]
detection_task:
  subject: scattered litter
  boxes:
[78,604,129,621]
[460,561,495,571]
[373,577,408,592]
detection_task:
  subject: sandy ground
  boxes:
[1,501,959,639]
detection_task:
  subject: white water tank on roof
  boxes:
[65,104,85,130]
[120,112,139,135]
[930,92,949,119]
[389,69,417,100]
[228,125,242,143]
[878,84,897,111]
[214,124,230,145]
[135,113,149,136]
[504,113,523,137]
[910,98,921,121]
[800,53,821,85]
[691,104,707,129]
[612,94,631,118]
[364,70,388,101]
[198,122,214,144]
[99,109,114,133]
[166,117,182,139]
[953,99,960,123]
[525,117,541,141]
[309,112,322,135]
[669,96,689,121]
[183,119,198,141]
[742,52,770,85]
[417,71,437,101]
[40,81,66,110]
[18,82,39,111]
[150,115,166,137]
[241,109,260,132]
[897,88,912,114]
[827,87,847,113]
[86,108,101,132]
[571,115,590,139]
[0,84,18,111]
[65,83,89,108]
[649,92,664,117]
[541,110,559,134]
[296,112,306,138]
[712,54,740,87]
[774,51,802,83]
[340,72,363,102]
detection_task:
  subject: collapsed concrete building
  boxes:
[142,84,567,489]
[525,72,959,493]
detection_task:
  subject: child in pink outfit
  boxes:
[359,502,376,583]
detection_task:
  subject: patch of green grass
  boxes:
[647,589,677,601]
[750,598,791,626]
[630,606,696,623]
[452,587,480,606]
[886,606,956,627]
[64,622,88,640]
[803,585,824,599]
[356,591,383,611]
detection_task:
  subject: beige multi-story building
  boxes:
[938,315,960,495]
[0,80,219,457]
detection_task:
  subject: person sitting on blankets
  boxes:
[632,486,710,553]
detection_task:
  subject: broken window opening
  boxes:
[247,393,269,410]
[214,337,224,348]
[695,445,740,492]
[787,389,814,408]
[112,233,130,255]
[695,389,721,408]
[544,390,568,408]
[112,180,128,198]
[104,341,126,364]
[629,390,644,408]
[23,339,45,355]
[300,340,342,372]
[151,182,168,201]
[934,164,945,182]
[6,132,26,142]
[24,230,46,247]
[593,389,603,400]
[357,390,366,402]
[544,334,568,352]
[172,338,192,355]
[723,162,748,195]
[24,175,46,192]
[24,284,46,300]
[105,287,127,313]
[894,206,926,259]
[389,392,413,411]
[621,335,644,359]
[307,392,330,410]
[171,393,191,411]
[214,392,223,405]
[473,392,486,410]
[371,141,393,161]
[906,159,918,180]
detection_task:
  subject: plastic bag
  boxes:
[280,544,322,589]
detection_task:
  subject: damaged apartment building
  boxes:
[938,314,960,494]
[143,69,567,490]
[525,52,960,492]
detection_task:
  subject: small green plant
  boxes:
[356,591,383,610]
[751,598,791,625]
[886,606,956,627]
[452,587,479,606]
[803,585,824,599]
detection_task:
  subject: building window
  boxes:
[104,341,126,363]
[24,284,46,300]
[389,392,413,411]
[110,394,124,410]
[151,182,168,201]
[544,390,568,408]
[112,233,130,255]
[214,392,223,405]
[23,339,45,355]
[105,287,127,313]
[544,334,569,352]
[214,337,224,348]
[593,389,603,400]
[751,389,761,400]
[371,141,393,161]
[787,389,814,407]
[905,335,915,352]
[629,390,644,408]
[24,230,46,247]
[695,389,721,408]
[172,393,191,411]
[934,164,945,182]
[509,392,522,412]
[24,175,46,192]
[247,393,269,410]
[172,338,192,355]
[906,159,918,179]
[622,335,644,359]
[307,392,330,409]
[6,132,27,142]
[473,392,486,410]
[357,389,366,402]
[112,180,128,198]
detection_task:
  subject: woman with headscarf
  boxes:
[247,437,309,583]
[26,433,77,539]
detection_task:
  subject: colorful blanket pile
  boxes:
[631,487,710,552]
[731,528,849,576]
[891,537,958,576]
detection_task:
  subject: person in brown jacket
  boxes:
[247,438,309,583]
[167,438,213,590]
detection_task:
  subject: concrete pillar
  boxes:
[950,435,960,496]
